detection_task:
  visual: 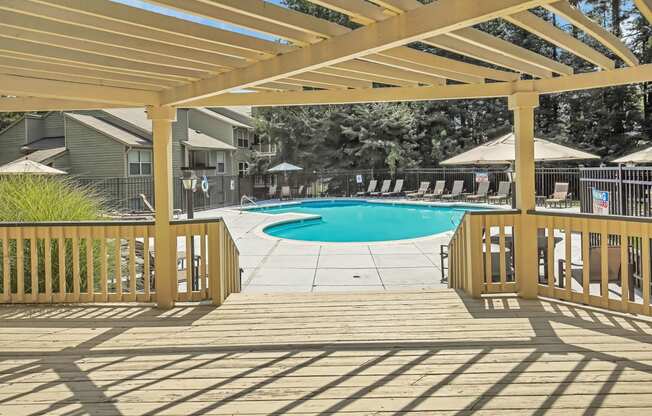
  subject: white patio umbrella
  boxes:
[267,162,303,173]
[0,159,67,175]
[441,133,599,165]
[612,147,652,164]
[267,162,303,184]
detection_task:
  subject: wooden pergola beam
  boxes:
[377,47,519,82]
[0,74,159,105]
[23,0,289,57]
[317,65,419,87]
[447,27,574,75]
[146,0,336,45]
[635,0,652,24]
[362,54,480,84]
[313,0,567,77]
[0,37,210,80]
[544,1,639,67]
[423,35,554,79]
[182,63,652,107]
[160,0,553,105]
[0,97,132,112]
[0,54,184,88]
[504,11,615,70]
[0,25,231,74]
[0,10,250,68]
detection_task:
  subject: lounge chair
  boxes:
[139,194,181,219]
[406,181,430,199]
[424,180,446,200]
[441,180,464,201]
[267,185,277,199]
[383,179,404,197]
[466,181,490,202]
[545,182,571,208]
[357,179,377,197]
[281,186,291,200]
[297,185,305,198]
[488,181,511,205]
[370,180,391,197]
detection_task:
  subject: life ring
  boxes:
[201,176,209,193]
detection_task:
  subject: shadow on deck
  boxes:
[1,290,652,415]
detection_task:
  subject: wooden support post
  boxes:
[147,105,177,309]
[509,91,540,299]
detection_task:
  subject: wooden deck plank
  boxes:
[1,290,652,415]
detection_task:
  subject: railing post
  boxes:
[509,91,540,299]
[207,221,223,306]
[464,214,484,298]
[147,106,177,309]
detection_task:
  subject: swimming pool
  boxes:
[250,200,492,243]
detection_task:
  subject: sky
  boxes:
[112,0,285,42]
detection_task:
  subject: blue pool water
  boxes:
[250,200,492,243]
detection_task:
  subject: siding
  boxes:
[44,112,64,138]
[25,117,44,144]
[64,115,127,177]
[188,109,234,145]
[0,119,26,165]
[172,109,189,177]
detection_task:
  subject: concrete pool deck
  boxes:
[197,199,468,293]
[197,199,581,294]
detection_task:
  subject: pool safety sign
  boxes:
[592,189,610,215]
[475,171,489,183]
[356,174,363,184]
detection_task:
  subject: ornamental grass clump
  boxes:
[0,175,107,296]
[0,174,105,222]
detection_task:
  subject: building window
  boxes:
[238,162,249,177]
[212,152,225,174]
[128,150,152,176]
[189,150,209,169]
[235,128,250,148]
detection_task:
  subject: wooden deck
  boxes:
[2,290,652,415]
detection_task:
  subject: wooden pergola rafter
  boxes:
[1,0,651,308]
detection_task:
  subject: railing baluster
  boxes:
[85,227,94,300]
[114,226,122,299]
[620,221,629,313]
[72,227,80,301]
[498,215,507,289]
[128,228,136,301]
[600,223,609,308]
[44,228,52,302]
[1,228,9,303]
[643,223,651,315]
[143,226,151,299]
[200,223,208,295]
[57,227,65,302]
[16,228,24,302]
[564,218,572,299]
[99,227,108,302]
[185,224,192,298]
[29,228,38,302]
[581,219,590,305]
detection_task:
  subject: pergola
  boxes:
[2,0,652,309]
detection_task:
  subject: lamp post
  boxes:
[181,169,198,291]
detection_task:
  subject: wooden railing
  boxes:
[448,210,520,297]
[532,210,651,316]
[0,218,239,305]
[449,209,652,317]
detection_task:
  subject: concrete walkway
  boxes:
[197,205,452,294]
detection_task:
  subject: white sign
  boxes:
[356,174,363,184]
[475,171,489,183]
[230,179,235,191]
[592,189,609,215]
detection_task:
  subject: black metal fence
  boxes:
[294,167,581,201]
[77,175,240,213]
[580,166,652,216]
